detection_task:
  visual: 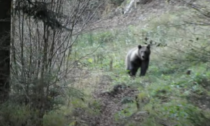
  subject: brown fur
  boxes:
[125,44,150,76]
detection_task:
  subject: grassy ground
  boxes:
[66,1,210,125]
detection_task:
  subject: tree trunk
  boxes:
[0,0,11,103]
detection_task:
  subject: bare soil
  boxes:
[93,75,139,126]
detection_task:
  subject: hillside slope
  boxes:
[67,0,210,126]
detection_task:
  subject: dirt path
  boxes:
[92,75,138,126]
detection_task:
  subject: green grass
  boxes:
[68,3,210,125]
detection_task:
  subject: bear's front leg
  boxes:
[130,67,138,77]
[140,61,149,76]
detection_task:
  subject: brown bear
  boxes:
[125,44,151,77]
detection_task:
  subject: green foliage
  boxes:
[115,103,137,119]
[43,111,67,126]
[186,107,210,126]
[0,103,39,126]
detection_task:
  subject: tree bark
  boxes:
[0,0,11,103]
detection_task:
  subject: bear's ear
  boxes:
[147,44,150,49]
[138,45,142,49]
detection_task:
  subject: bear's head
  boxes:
[138,44,150,60]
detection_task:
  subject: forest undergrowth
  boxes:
[1,0,210,126]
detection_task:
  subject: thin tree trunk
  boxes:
[0,0,11,103]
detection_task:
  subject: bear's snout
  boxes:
[141,54,145,60]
